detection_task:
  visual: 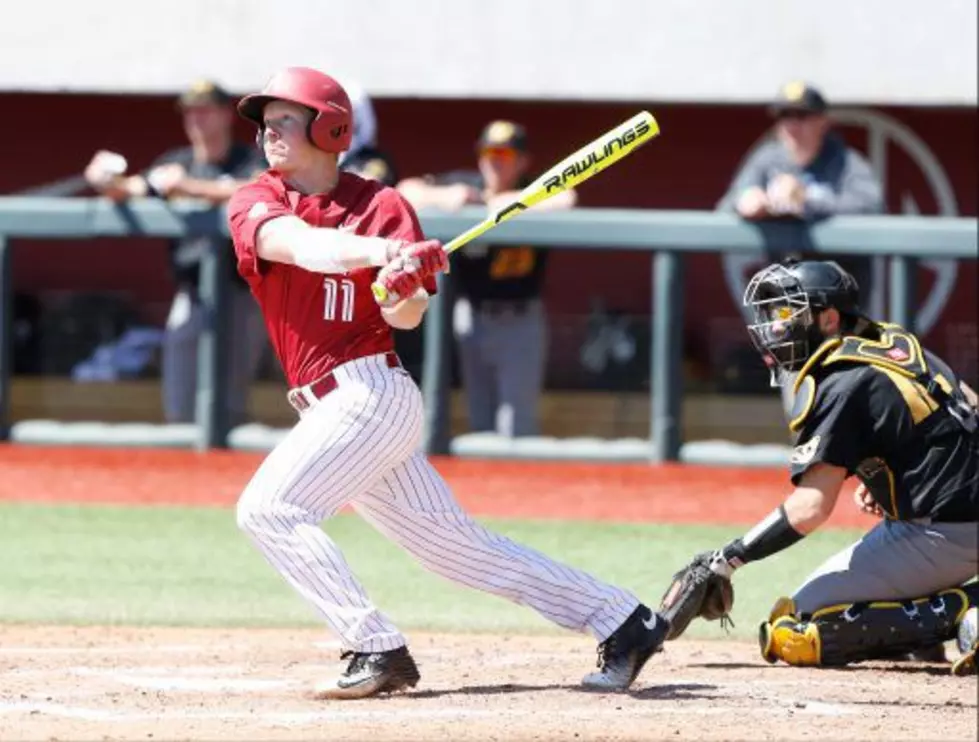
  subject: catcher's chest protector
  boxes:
[792,325,974,435]
[789,325,978,520]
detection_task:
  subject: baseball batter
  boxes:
[662,260,978,674]
[227,67,669,699]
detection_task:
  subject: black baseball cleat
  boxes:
[313,646,420,699]
[903,643,949,664]
[582,605,669,690]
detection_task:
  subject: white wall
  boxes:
[3,0,976,104]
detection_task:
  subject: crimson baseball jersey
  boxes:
[228,170,434,387]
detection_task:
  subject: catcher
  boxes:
[659,260,978,675]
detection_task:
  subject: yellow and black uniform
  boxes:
[753,324,978,668]
[693,260,978,672]
[430,170,547,305]
[432,167,549,437]
[788,325,978,524]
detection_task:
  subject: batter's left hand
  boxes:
[398,239,449,276]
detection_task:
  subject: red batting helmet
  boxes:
[238,67,353,153]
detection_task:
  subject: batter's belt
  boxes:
[287,352,402,413]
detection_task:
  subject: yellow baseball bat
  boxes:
[371,110,661,302]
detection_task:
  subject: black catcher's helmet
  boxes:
[743,260,867,383]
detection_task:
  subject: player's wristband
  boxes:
[720,505,804,568]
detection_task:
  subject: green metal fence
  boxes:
[0,197,975,460]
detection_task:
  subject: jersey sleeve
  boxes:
[226,179,292,281]
[789,372,869,484]
[379,188,439,295]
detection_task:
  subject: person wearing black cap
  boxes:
[397,121,577,437]
[84,79,267,426]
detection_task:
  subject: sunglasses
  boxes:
[479,147,519,161]
[776,110,816,122]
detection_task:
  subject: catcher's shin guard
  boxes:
[759,585,976,667]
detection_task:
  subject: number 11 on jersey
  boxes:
[324,277,355,322]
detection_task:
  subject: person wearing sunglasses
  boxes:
[398,121,576,438]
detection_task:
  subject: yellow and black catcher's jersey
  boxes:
[787,325,978,523]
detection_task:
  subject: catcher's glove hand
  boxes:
[658,551,735,640]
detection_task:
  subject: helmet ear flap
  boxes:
[305,111,319,150]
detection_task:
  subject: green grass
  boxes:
[0,502,862,640]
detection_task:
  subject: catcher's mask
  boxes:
[743,260,865,386]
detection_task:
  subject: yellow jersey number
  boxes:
[489,246,536,280]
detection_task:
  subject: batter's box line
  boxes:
[69,667,292,693]
[0,643,237,655]
[68,664,250,676]
[0,700,862,725]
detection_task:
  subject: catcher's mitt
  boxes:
[658,551,735,640]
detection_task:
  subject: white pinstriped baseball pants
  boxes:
[237,353,639,652]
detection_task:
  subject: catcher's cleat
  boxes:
[582,605,669,691]
[759,615,821,666]
[902,643,948,664]
[759,596,817,665]
[313,646,420,700]
[951,607,978,677]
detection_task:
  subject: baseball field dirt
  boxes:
[0,446,975,741]
[2,625,974,741]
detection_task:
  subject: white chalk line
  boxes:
[0,666,869,724]
[0,645,578,667]
[2,660,954,702]
[4,663,880,695]
[1,644,968,728]
[7,662,968,726]
[0,643,237,656]
[71,669,290,693]
[0,700,858,724]
[71,664,249,675]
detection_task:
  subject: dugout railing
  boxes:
[0,198,975,462]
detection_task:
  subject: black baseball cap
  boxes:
[476,120,528,152]
[177,79,234,109]
[768,81,828,118]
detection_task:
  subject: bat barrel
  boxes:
[370,109,661,301]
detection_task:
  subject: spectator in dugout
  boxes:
[397,120,577,437]
[717,81,885,302]
[83,79,268,426]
